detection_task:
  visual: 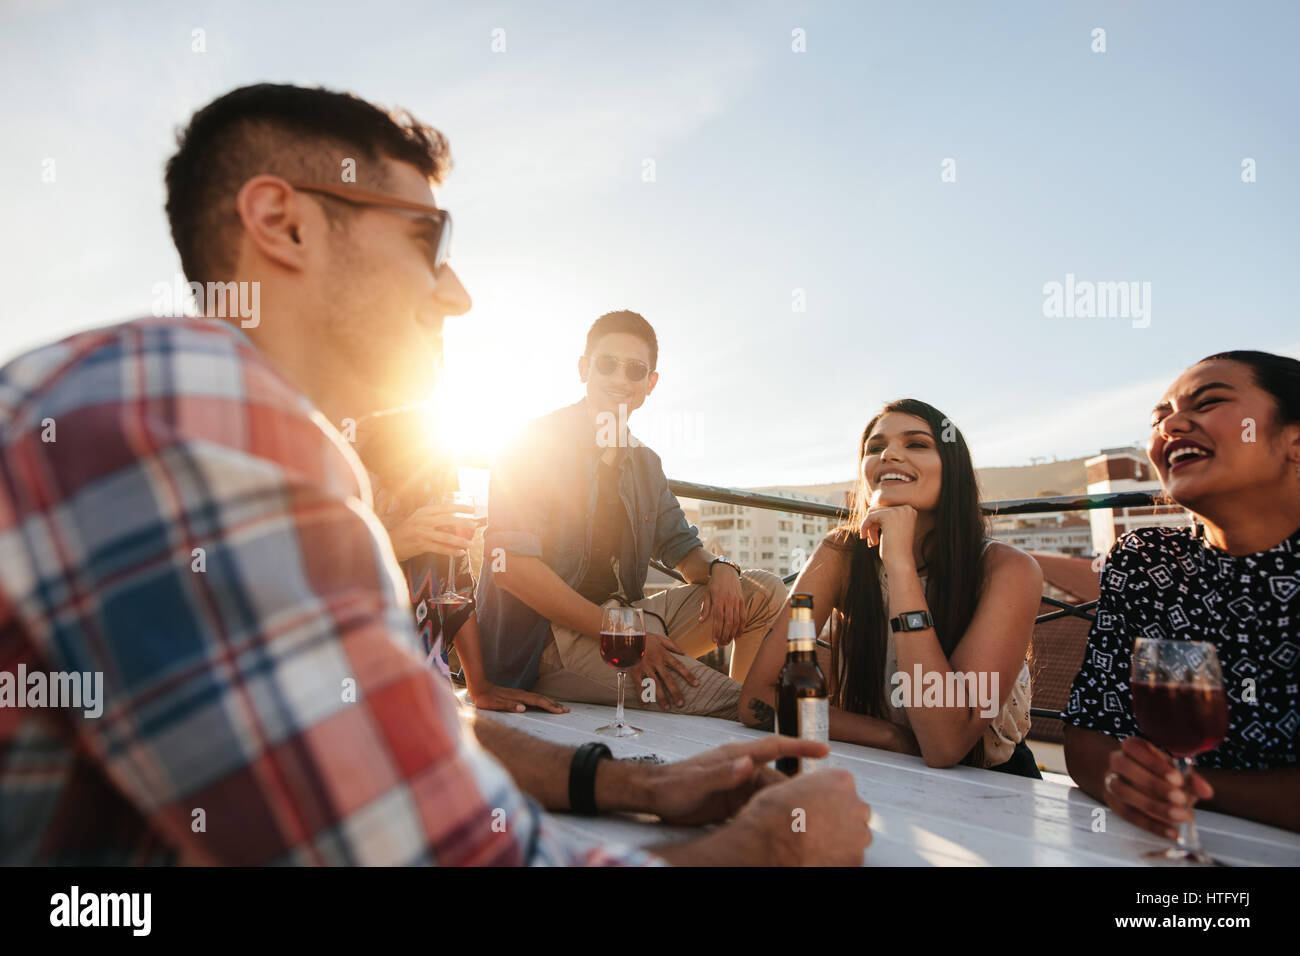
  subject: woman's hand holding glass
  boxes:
[1102,736,1215,842]
[389,502,478,563]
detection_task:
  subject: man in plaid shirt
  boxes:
[0,84,871,866]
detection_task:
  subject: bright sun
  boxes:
[427,348,548,469]
[424,310,579,470]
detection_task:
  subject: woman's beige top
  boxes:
[874,548,1032,768]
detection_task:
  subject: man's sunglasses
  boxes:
[591,354,651,382]
[289,181,452,271]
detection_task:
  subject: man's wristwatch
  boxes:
[708,556,742,579]
[889,610,934,634]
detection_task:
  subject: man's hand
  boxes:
[1102,736,1214,840]
[629,632,698,710]
[699,563,744,646]
[860,503,918,572]
[723,767,872,866]
[389,503,477,562]
[467,682,569,715]
[641,736,832,826]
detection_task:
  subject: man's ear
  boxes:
[644,370,659,397]
[578,354,590,383]
[233,175,317,273]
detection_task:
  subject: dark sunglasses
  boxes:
[592,354,650,382]
[289,181,453,271]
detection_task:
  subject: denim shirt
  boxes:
[476,399,704,688]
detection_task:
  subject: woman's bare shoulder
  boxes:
[982,541,1043,590]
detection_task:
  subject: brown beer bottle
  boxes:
[775,593,829,775]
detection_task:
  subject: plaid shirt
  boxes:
[0,317,655,866]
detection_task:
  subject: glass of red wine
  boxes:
[430,491,475,609]
[595,607,646,738]
[1130,638,1228,865]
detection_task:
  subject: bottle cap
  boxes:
[791,593,814,609]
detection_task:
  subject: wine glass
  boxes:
[1130,638,1229,865]
[430,491,475,607]
[595,607,646,738]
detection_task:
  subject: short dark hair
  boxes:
[584,310,658,369]
[164,83,452,284]
[1199,350,1300,424]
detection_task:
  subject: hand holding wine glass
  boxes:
[389,500,479,562]
[1115,638,1227,864]
[430,491,477,607]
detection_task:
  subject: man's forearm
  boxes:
[677,546,714,585]
[467,712,651,813]
[496,555,605,638]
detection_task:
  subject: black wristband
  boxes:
[568,742,612,816]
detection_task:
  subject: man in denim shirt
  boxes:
[477,311,785,719]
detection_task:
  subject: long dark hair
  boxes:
[825,399,989,764]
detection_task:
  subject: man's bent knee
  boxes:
[741,568,787,605]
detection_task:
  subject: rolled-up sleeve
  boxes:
[651,472,703,569]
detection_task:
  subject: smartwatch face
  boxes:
[906,612,925,630]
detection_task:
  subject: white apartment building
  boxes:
[1085,446,1191,555]
[989,514,1095,557]
[697,490,833,578]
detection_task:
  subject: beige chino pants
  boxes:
[532,569,787,722]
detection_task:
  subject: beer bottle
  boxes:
[775,593,829,775]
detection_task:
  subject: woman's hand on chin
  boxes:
[860,503,918,570]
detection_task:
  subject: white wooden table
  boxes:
[481,701,1300,866]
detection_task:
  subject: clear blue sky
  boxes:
[2,0,1296,488]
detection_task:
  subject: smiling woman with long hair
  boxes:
[740,399,1044,776]
[1063,350,1300,834]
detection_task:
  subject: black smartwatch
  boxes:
[709,556,742,578]
[568,742,613,815]
[889,610,934,634]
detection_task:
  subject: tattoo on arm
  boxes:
[748,697,775,732]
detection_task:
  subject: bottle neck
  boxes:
[786,609,816,653]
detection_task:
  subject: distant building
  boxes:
[990,510,1094,557]
[1084,446,1190,555]
[697,489,833,577]
[987,447,1191,558]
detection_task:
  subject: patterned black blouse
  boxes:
[1062,524,1300,770]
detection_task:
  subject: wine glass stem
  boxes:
[614,670,626,727]
[1175,757,1203,854]
[447,553,456,594]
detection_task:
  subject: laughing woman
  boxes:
[739,399,1044,776]
[1063,351,1300,833]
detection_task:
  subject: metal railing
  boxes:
[664,479,1170,721]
